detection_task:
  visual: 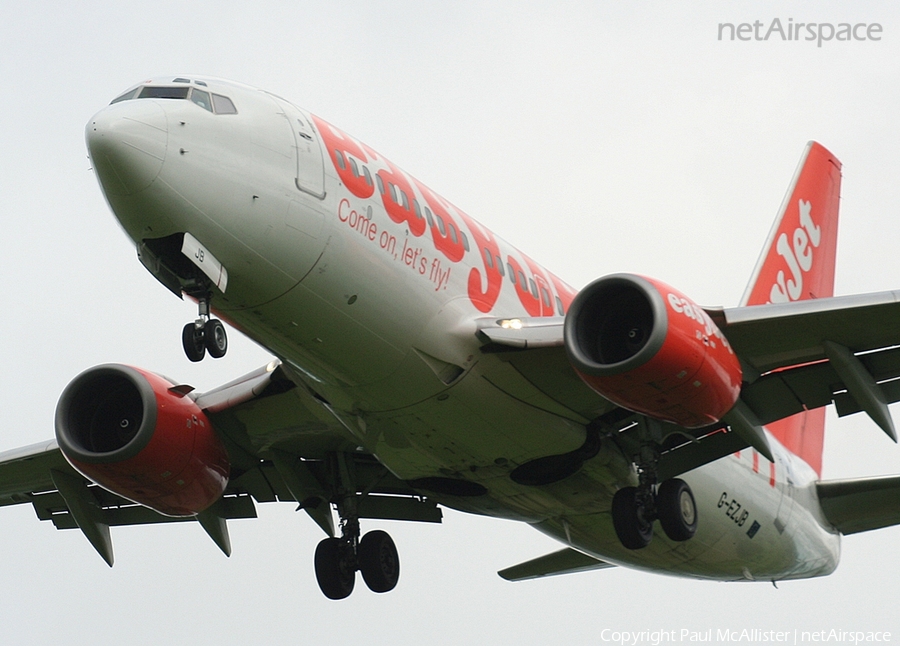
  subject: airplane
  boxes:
[2,75,900,600]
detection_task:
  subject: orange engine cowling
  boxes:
[55,364,229,517]
[564,274,742,428]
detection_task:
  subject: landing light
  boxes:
[499,319,523,330]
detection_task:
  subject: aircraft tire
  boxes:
[182,323,206,362]
[358,530,400,593]
[204,319,228,358]
[611,486,653,549]
[656,478,698,542]
[314,537,356,600]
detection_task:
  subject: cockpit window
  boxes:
[110,83,237,114]
[212,94,238,114]
[190,88,212,112]
[110,88,139,104]
[138,86,190,100]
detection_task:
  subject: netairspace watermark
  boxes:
[598,628,892,646]
[717,18,883,47]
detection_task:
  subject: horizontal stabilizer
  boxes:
[498,547,614,581]
[817,475,900,534]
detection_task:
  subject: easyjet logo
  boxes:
[769,199,821,303]
[312,113,577,315]
[667,293,733,353]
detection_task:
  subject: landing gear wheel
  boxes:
[314,537,356,600]
[182,323,206,362]
[204,319,228,358]
[656,478,697,542]
[611,486,653,550]
[358,530,400,593]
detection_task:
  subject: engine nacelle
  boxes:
[55,364,229,517]
[564,274,741,428]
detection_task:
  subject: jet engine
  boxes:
[564,274,742,428]
[55,364,229,517]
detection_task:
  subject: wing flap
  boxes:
[817,476,900,534]
[741,345,900,427]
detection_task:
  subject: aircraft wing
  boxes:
[0,362,441,565]
[478,290,900,477]
[708,291,900,440]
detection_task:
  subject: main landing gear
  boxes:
[610,423,698,550]
[314,526,400,600]
[313,454,400,600]
[611,477,697,549]
[181,291,228,362]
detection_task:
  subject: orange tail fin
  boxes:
[741,141,842,476]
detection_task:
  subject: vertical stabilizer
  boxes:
[742,142,842,476]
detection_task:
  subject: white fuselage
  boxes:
[87,78,840,583]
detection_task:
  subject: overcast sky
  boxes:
[2,2,900,644]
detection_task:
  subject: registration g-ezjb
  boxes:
[3,76,900,599]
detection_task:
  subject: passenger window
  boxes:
[212,94,238,114]
[496,256,505,276]
[349,157,360,177]
[413,200,423,219]
[529,278,538,298]
[363,166,373,187]
[460,231,470,252]
[400,189,410,209]
[190,88,212,112]
[483,248,494,268]
[555,296,565,316]
[435,215,446,235]
[376,175,386,194]
[424,207,434,227]
[540,287,551,307]
[335,151,347,170]
[448,224,459,244]
[518,271,526,286]
[389,183,398,203]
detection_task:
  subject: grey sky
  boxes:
[1,2,899,643]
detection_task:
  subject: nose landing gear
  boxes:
[181,291,228,362]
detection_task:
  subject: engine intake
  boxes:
[564,274,741,428]
[56,364,229,517]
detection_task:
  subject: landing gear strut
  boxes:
[610,421,698,550]
[181,290,228,362]
[313,454,400,600]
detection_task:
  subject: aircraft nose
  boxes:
[86,101,168,196]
